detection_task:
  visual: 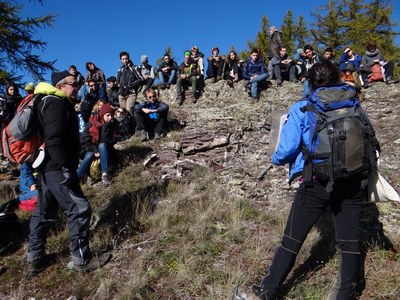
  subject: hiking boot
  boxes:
[363,80,370,88]
[27,257,48,276]
[86,176,94,186]
[276,78,283,86]
[166,83,171,89]
[226,80,234,88]
[290,78,298,83]
[211,76,217,83]
[67,252,111,273]
[233,75,239,82]
[217,76,222,82]
[140,130,149,141]
[101,173,111,186]
[160,83,166,90]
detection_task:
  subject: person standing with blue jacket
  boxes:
[253,60,378,300]
[243,48,268,101]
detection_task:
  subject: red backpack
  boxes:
[2,94,45,163]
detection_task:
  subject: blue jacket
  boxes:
[134,100,169,120]
[272,84,358,182]
[339,52,362,71]
[243,57,267,80]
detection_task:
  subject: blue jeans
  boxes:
[158,70,177,85]
[303,79,312,97]
[249,73,268,97]
[77,143,109,178]
[255,180,365,299]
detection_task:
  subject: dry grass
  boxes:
[0,163,399,299]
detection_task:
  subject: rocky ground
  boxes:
[134,78,400,221]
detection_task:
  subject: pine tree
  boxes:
[281,10,296,56]
[310,0,346,52]
[294,15,309,50]
[243,16,270,61]
[0,0,56,88]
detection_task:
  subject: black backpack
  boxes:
[301,86,379,192]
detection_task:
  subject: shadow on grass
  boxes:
[95,179,169,243]
[279,203,395,299]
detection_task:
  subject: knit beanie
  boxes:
[99,103,114,118]
[24,82,35,92]
[184,50,191,57]
[51,70,71,86]
[141,55,148,64]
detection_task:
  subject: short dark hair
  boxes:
[308,60,341,90]
[119,51,130,59]
[303,44,314,52]
[69,65,77,70]
[251,48,260,54]
[324,47,333,53]
[107,76,116,83]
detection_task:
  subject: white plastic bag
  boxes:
[367,170,400,202]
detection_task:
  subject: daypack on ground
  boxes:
[2,94,45,163]
[301,86,378,192]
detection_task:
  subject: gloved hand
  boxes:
[60,167,80,187]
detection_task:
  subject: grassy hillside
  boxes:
[0,80,399,299]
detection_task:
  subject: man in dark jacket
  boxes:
[158,53,178,89]
[27,71,110,276]
[270,46,297,86]
[116,51,143,116]
[267,26,283,78]
[243,48,268,101]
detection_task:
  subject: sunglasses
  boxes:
[148,95,156,99]
[117,110,124,113]
[65,81,79,87]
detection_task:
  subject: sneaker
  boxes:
[217,76,222,82]
[67,252,111,273]
[154,132,162,140]
[211,76,217,83]
[176,96,183,106]
[140,130,149,142]
[160,83,166,90]
[166,83,171,89]
[363,80,370,88]
[86,176,94,186]
[101,173,111,186]
[226,80,234,88]
[386,76,399,84]
[276,79,283,86]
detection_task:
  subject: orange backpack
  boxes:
[2,94,45,163]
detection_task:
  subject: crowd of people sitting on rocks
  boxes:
[1,29,399,190]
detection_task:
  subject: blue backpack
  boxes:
[300,86,378,192]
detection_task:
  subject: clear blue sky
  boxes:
[17,0,400,84]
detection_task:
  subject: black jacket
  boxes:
[116,61,143,96]
[36,95,81,171]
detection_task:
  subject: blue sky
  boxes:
[16,0,400,84]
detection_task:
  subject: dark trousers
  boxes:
[134,111,168,134]
[206,61,224,78]
[257,180,364,299]
[176,76,198,98]
[273,64,297,81]
[27,169,92,266]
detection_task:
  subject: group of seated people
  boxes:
[3,40,398,189]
